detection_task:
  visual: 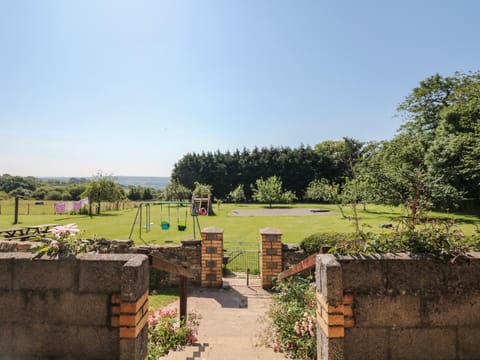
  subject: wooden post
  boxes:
[148,254,194,322]
[179,276,187,320]
[13,197,19,224]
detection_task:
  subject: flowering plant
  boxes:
[32,223,90,259]
[260,276,316,359]
[148,306,201,359]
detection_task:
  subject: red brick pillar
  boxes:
[260,227,283,289]
[201,227,223,287]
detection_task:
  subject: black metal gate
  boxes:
[223,248,260,278]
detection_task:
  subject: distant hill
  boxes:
[39,176,170,190]
[114,176,170,189]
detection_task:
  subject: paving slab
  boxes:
[162,278,286,359]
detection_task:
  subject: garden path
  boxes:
[162,278,286,359]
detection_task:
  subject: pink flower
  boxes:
[188,333,197,343]
[148,313,158,325]
[49,223,80,239]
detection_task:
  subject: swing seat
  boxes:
[161,221,170,230]
[178,224,186,231]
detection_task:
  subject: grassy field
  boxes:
[1,199,479,251]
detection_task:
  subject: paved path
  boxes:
[162,278,286,359]
[229,207,330,217]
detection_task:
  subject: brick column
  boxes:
[316,254,347,360]
[112,255,150,360]
[201,227,223,287]
[260,227,283,289]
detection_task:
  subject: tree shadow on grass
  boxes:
[54,213,123,222]
[361,209,402,216]
[263,205,293,209]
[447,218,480,227]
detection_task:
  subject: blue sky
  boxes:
[1,0,478,177]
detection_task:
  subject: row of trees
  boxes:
[171,71,480,210]
[0,173,214,215]
[171,140,362,201]
[0,174,158,204]
[0,175,89,201]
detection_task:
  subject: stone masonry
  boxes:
[316,253,480,360]
[0,253,149,359]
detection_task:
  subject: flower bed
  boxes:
[148,307,201,359]
[260,276,316,359]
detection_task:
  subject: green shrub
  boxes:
[314,216,480,261]
[359,218,480,260]
[300,232,347,255]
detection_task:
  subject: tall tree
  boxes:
[82,172,124,214]
[162,180,191,201]
[251,176,285,208]
[314,138,364,182]
[305,178,347,218]
[228,184,246,203]
[363,71,480,208]
[424,74,480,202]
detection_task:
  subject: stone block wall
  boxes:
[0,238,202,287]
[316,253,480,360]
[0,227,317,291]
[282,243,308,271]
[0,252,149,360]
[133,242,202,286]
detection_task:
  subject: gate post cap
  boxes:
[202,227,224,234]
[260,227,282,235]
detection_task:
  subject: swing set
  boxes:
[128,201,201,243]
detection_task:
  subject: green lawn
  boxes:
[1,200,479,251]
[149,288,179,309]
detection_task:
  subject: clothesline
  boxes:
[54,198,89,214]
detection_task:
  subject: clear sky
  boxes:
[1,0,478,177]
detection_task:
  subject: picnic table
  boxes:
[0,224,59,241]
[0,227,27,238]
[25,224,59,235]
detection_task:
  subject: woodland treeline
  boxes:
[172,71,480,209]
[171,144,359,200]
